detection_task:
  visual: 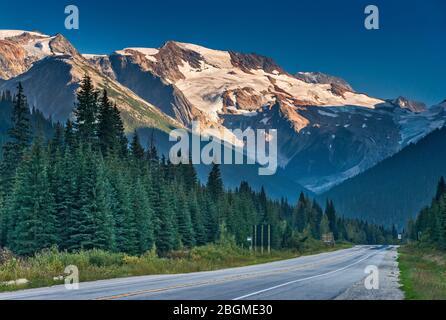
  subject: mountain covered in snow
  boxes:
[0,30,445,195]
[0,30,179,132]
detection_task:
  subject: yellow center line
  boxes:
[94,249,367,300]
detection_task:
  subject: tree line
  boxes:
[0,76,395,256]
[406,177,446,249]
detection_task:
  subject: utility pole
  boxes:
[261,225,264,254]
[268,224,271,254]
[254,225,257,252]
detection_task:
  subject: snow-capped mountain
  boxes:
[84,40,445,192]
[1,30,445,194]
[0,31,178,132]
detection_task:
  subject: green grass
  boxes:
[398,245,446,300]
[0,241,351,292]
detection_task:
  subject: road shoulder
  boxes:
[335,247,404,300]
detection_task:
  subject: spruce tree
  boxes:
[201,190,219,243]
[0,83,32,246]
[111,104,128,157]
[74,74,99,144]
[97,89,115,155]
[131,177,154,253]
[108,163,138,254]
[293,193,307,232]
[435,177,446,201]
[89,155,115,251]
[64,120,76,149]
[1,82,32,192]
[175,188,195,248]
[147,130,159,163]
[130,130,145,160]
[189,192,206,245]
[207,164,223,202]
[8,138,57,255]
[325,200,338,239]
[65,144,96,251]
[151,175,176,255]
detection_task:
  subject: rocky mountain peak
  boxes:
[295,72,354,93]
[388,96,427,112]
[0,31,82,80]
[228,51,286,75]
[49,34,80,57]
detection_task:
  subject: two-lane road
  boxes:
[0,245,402,300]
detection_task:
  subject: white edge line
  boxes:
[233,247,387,300]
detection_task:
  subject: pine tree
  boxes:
[97,89,115,155]
[8,138,57,255]
[435,177,446,201]
[189,192,206,245]
[56,147,77,250]
[320,214,330,236]
[438,194,446,249]
[65,145,96,251]
[147,130,159,163]
[151,175,176,255]
[108,163,138,254]
[64,120,76,149]
[207,164,223,202]
[131,177,154,253]
[89,155,115,251]
[0,83,32,246]
[293,193,307,232]
[325,200,338,239]
[49,122,64,155]
[175,188,195,248]
[1,82,32,192]
[201,190,219,243]
[74,74,99,144]
[130,130,145,160]
[111,104,128,157]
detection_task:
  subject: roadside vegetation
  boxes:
[0,240,351,292]
[399,245,446,300]
[400,177,446,300]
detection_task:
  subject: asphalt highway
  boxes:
[0,245,396,300]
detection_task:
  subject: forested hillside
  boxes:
[406,177,446,249]
[0,77,394,257]
[0,91,54,148]
[321,127,446,228]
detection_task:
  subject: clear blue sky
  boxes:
[1,0,445,105]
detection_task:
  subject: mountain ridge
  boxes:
[0,30,445,196]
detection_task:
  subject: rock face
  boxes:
[295,72,354,92]
[0,32,50,79]
[0,31,178,133]
[387,96,427,113]
[1,30,445,194]
[88,40,444,192]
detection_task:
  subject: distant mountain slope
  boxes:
[85,41,446,192]
[0,92,55,148]
[1,30,445,196]
[0,32,179,134]
[320,125,446,227]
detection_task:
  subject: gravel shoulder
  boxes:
[335,247,404,300]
